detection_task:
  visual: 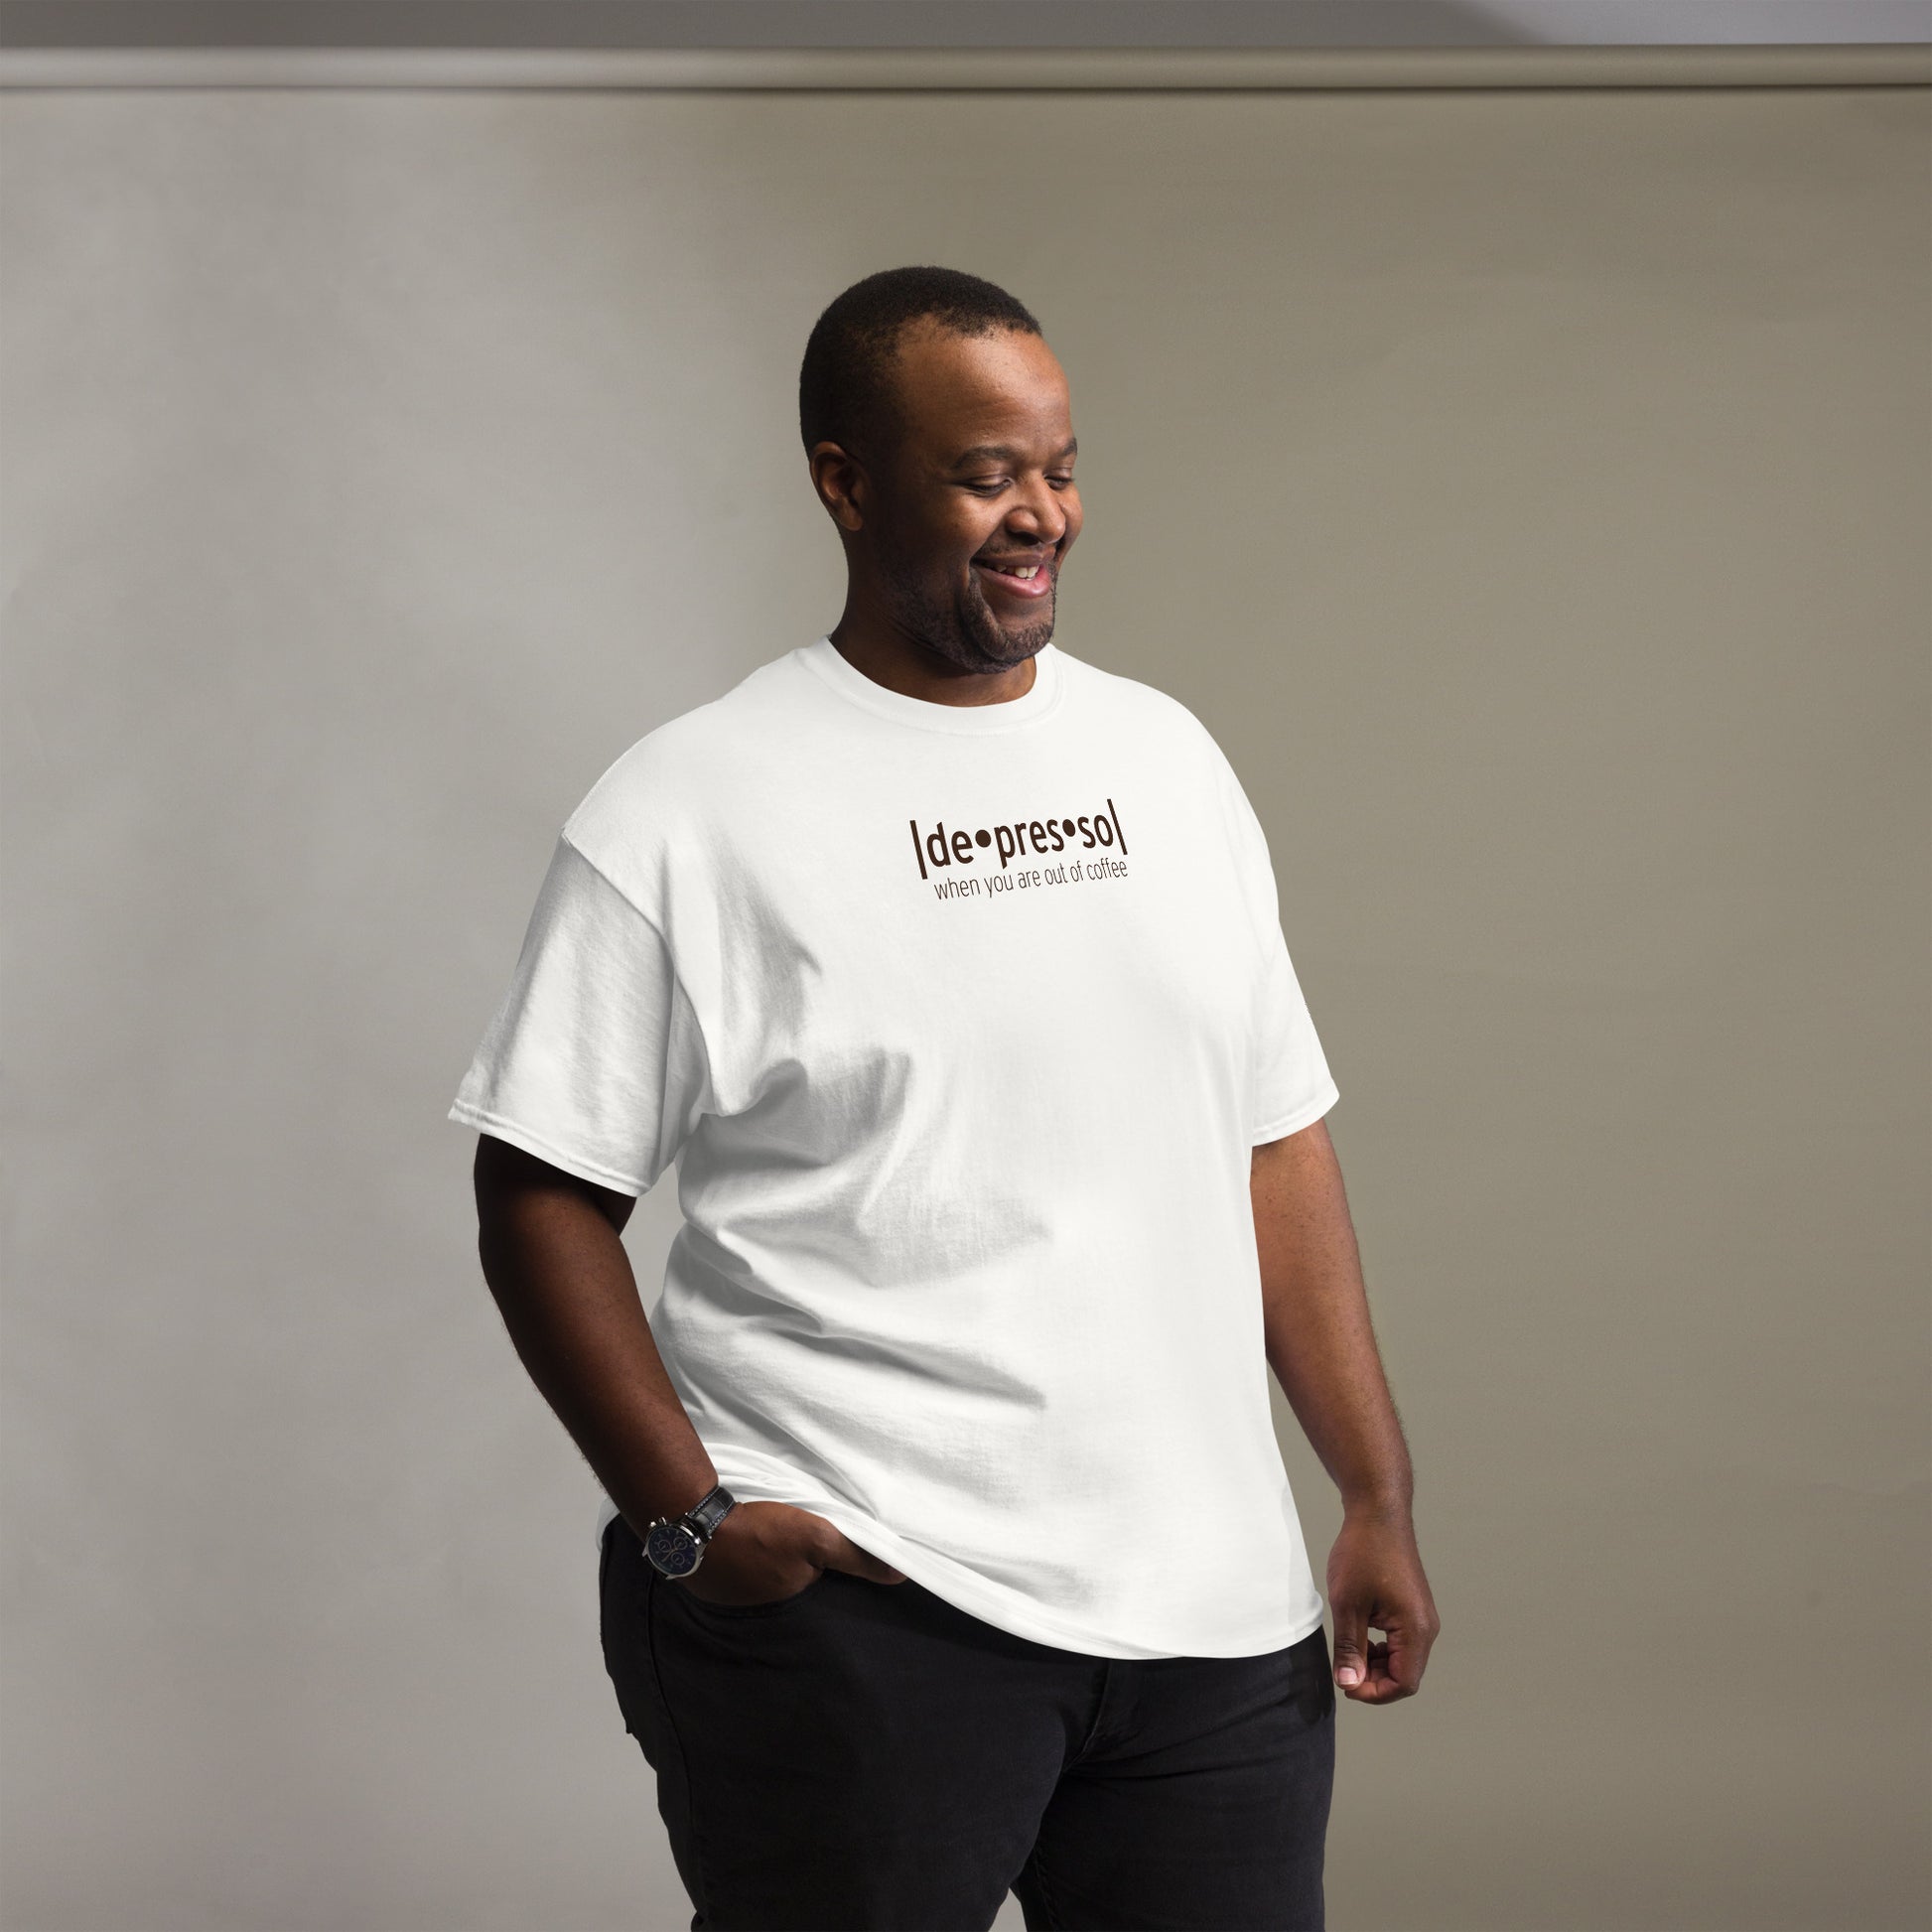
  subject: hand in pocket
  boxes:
[673,1500,909,1607]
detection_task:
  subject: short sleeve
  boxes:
[1216,761,1340,1144]
[447,834,711,1195]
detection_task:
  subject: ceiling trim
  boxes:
[2,42,1927,89]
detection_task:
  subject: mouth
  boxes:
[973,555,1055,602]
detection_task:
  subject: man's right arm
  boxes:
[471,1132,721,1537]
[469,1133,902,1600]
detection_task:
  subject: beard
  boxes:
[874,546,1056,678]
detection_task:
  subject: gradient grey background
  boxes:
[4,26,1928,1932]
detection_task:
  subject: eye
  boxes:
[966,475,1075,495]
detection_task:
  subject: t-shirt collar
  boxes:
[797,634,1066,735]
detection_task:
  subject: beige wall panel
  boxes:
[3,74,1926,1931]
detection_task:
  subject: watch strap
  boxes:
[683,1483,737,1541]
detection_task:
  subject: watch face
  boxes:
[644,1521,702,1577]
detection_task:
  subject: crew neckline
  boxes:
[798,634,1066,735]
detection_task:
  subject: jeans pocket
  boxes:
[1285,1622,1336,1728]
[667,1565,837,1619]
[601,1515,661,1739]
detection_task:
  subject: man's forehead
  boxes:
[892,329,1069,448]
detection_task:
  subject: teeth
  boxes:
[986,563,1038,578]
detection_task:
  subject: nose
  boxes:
[1005,479,1070,549]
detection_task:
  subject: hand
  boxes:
[673,1500,909,1607]
[1325,1502,1440,1703]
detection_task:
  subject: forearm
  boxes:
[1252,1121,1413,1515]
[476,1162,716,1537]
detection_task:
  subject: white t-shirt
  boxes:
[449,634,1338,1659]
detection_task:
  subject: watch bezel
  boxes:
[641,1485,737,1578]
[642,1517,706,1578]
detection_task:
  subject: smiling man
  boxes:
[452,265,1438,1932]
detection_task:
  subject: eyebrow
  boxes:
[947,438,1078,468]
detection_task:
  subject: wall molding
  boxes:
[3,42,1928,90]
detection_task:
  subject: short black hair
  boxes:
[798,266,1042,473]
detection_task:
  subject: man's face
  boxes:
[823,322,1082,677]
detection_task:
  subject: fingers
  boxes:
[828,1530,907,1585]
[1337,1636,1419,1703]
[1331,1603,1369,1689]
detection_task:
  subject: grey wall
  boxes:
[3,59,1928,1932]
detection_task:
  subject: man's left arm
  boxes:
[1252,1116,1441,1703]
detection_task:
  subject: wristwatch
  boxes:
[642,1482,739,1578]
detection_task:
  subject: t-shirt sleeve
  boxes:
[447,833,711,1195]
[1217,760,1340,1144]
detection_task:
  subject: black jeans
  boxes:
[599,1514,1335,1932]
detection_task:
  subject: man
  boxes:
[451,264,1438,1932]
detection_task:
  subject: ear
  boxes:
[808,441,869,535]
